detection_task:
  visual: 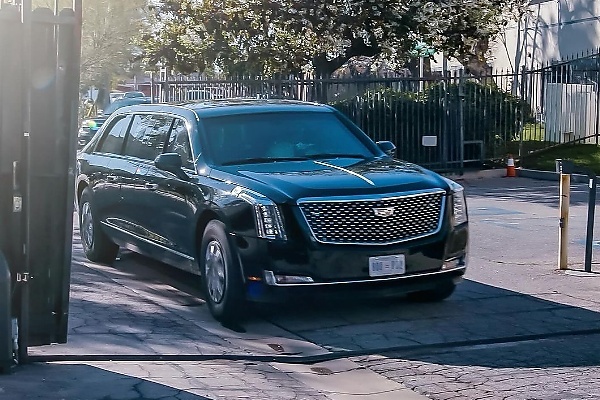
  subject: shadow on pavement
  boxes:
[253,279,600,368]
[0,363,210,400]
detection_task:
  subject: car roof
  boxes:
[113,98,333,119]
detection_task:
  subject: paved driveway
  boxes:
[7,177,600,399]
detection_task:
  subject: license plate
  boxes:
[368,254,406,277]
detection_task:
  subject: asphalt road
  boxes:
[2,176,600,399]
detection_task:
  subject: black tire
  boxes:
[200,220,245,322]
[407,281,456,302]
[79,187,119,264]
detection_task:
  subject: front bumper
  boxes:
[245,264,466,303]
[233,223,468,302]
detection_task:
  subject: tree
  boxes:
[141,0,528,77]
[415,0,529,75]
[32,0,147,90]
[79,0,146,93]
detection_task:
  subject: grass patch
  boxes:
[520,143,600,174]
[520,123,545,141]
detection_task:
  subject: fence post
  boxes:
[458,69,465,175]
[519,66,527,158]
[595,69,600,146]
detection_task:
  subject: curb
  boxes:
[444,168,596,184]
[518,168,594,183]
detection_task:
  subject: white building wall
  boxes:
[490,0,600,72]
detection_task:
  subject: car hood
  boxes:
[209,157,450,203]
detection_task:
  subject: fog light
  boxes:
[264,270,314,285]
[442,257,466,270]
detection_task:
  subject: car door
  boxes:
[118,113,173,251]
[138,117,199,268]
[86,114,133,235]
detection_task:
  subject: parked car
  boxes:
[122,91,146,99]
[75,99,468,321]
[78,97,152,149]
[109,91,125,103]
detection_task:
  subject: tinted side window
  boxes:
[97,115,131,154]
[124,114,173,161]
[166,119,193,169]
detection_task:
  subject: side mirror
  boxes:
[376,141,396,158]
[155,153,189,180]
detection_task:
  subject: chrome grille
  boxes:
[298,191,445,245]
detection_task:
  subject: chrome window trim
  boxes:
[297,189,447,246]
[267,265,466,287]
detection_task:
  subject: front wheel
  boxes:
[200,220,245,322]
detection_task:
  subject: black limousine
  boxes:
[75,99,468,321]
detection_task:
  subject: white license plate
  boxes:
[368,254,406,277]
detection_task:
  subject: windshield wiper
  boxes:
[222,156,309,166]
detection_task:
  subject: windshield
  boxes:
[201,112,376,166]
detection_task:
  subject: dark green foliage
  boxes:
[331,82,532,163]
[427,81,533,142]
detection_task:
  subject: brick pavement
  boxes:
[1,177,600,399]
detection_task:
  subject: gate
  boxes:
[153,71,528,173]
[0,0,82,364]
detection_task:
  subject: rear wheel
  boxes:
[79,188,119,264]
[407,281,456,302]
[200,220,244,322]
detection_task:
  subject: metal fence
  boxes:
[153,52,600,173]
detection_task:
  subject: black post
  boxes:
[0,251,12,374]
[18,0,32,365]
[584,174,597,273]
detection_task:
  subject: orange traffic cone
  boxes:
[505,154,516,177]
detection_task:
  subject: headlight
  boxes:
[443,178,468,226]
[231,187,287,240]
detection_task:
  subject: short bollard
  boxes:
[0,251,12,373]
[556,160,571,270]
[556,159,596,272]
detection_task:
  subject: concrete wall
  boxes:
[491,0,600,71]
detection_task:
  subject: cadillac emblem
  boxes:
[373,207,395,217]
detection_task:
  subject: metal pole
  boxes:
[458,69,465,175]
[150,71,154,103]
[584,175,597,273]
[558,172,570,270]
[18,0,32,364]
[519,66,527,158]
[0,251,12,374]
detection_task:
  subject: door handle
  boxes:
[144,183,159,190]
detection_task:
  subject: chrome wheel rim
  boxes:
[81,202,94,251]
[205,240,226,304]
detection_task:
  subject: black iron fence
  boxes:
[153,52,600,172]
